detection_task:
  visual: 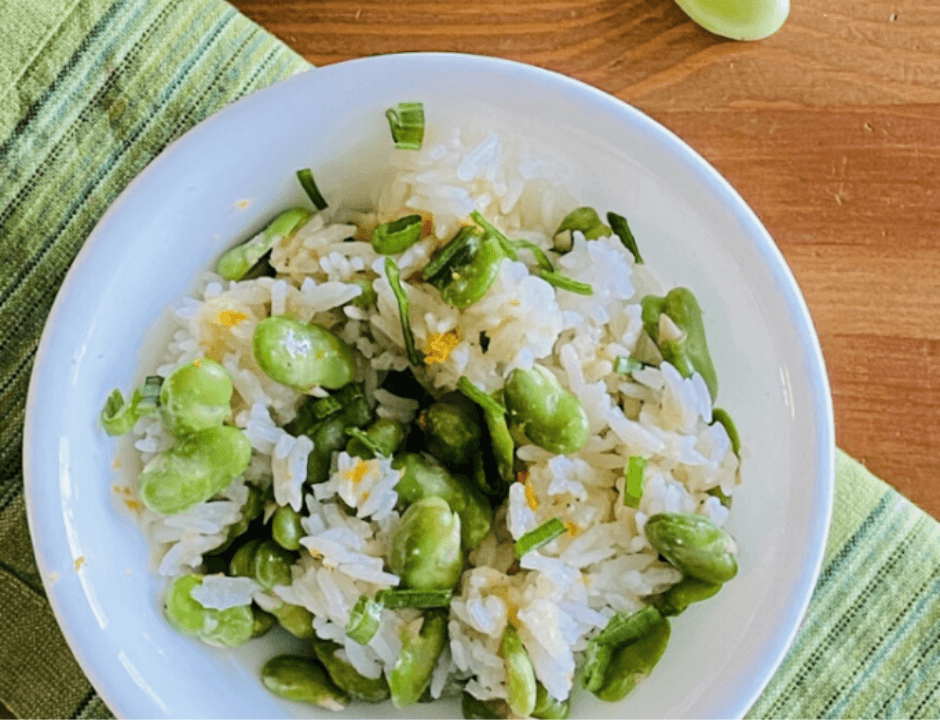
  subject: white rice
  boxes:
[128,116,742,709]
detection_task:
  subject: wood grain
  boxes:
[230,0,940,518]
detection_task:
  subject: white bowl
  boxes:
[24,53,834,719]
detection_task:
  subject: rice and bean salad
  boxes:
[101,103,742,718]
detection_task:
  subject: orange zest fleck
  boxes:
[124,499,143,513]
[73,556,86,571]
[219,310,248,327]
[346,461,369,485]
[423,329,461,365]
[525,482,539,511]
[565,521,580,537]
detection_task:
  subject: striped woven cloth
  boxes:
[1,1,938,717]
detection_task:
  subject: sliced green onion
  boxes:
[537,270,593,296]
[711,407,741,456]
[707,485,733,509]
[613,355,646,375]
[422,226,480,282]
[385,102,425,150]
[457,377,506,418]
[99,377,163,437]
[345,427,388,458]
[607,211,643,263]
[346,595,384,645]
[470,211,519,261]
[375,588,452,609]
[100,389,137,436]
[624,456,647,508]
[138,376,163,413]
[512,239,555,272]
[555,207,612,244]
[372,214,423,255]
[296,168,328,211]
[514,517,567,559]
[384,257,421,366]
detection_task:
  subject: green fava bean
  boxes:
[272,505,305,551]
[307,416,351,484]
[346,417,407,459]
[504,365,590,456]
[418,397,482,468]
[252,539,296,590]
[216,207,312,281]
[261,655,349,711]
[393,453,492,551]
[426,227,506,310]
[229,538,261,578]
[654,577,722,617]
[252,606,277,638]
[595,615,671,703]
[201,602,254,648]
[641,288,718,401]
[645,512,738,584]
[253,316,356,391]
[140,425,251,515]
[311,638,390,703]
[502,625,537,717]
[390,496,463,591]
[163,574,253,648]
[461,692,506,719]
[163,574,208,637]
[389,610,448,708]
[272,603,315,639]
[159,358,233,437]
[533,682,570,719]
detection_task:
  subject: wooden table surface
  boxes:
[228,0,940,519]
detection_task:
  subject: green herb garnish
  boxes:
[296,168,328,211]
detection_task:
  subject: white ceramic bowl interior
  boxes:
[25,53,833,719]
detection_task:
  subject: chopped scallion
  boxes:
[376,588,452,609]
[537,270,593,295]
[384,257,421,366]
[99,377,163,437]
[624,455,647,508]
[512,239,555,273]
[555,207,612,243]
[613,355,646,375]
[372,214,423,255]
[346,595,384,645]
[296,168,328,211]
[345,427,388,458]
[457,377,506,419]
[386,102,425,150]
[422,226,480,283]
[607,211,643,263]
[711,407,741,456]
[138,376,163,413]
[514,517,567,559]
[470,211,519,261]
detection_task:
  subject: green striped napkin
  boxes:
[1,1,938,717]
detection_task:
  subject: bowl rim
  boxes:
[23,50,835,719]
